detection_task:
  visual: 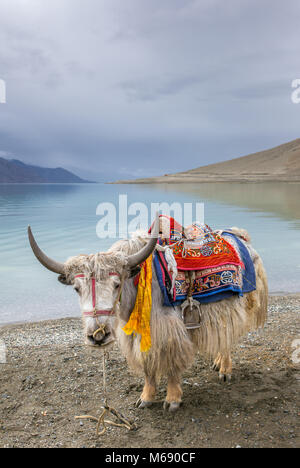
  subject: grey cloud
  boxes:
[119,74,207,101]
[0,0,299,181]
[231,81,292,101]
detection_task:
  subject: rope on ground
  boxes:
[75,351,136,436]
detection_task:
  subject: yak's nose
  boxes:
[86,328,114,347]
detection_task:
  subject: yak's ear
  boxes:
[58,274,72,285]
[129,266,141,278]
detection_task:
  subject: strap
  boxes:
[75,273,120,279]
[75,272,125,317]
[84,310,115,317]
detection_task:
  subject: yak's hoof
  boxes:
[135,397,153,409]
[163,401,181,413]
[219,373,232,383]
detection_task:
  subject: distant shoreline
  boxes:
[111,176,300,184]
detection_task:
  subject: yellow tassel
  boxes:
[122,254,152,352]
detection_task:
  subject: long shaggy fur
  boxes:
[109,228,268,378]
[64,251,128,282]
[64,228,268,383]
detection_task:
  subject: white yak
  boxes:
[28,215,268,412]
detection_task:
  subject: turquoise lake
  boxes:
[0,182,299,325]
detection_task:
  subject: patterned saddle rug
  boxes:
[151,216,256,306]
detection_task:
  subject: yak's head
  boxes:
[28,215,159,348]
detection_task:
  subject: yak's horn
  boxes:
[127,213,159,268]
[28,226,65,275]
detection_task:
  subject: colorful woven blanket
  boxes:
[127,218,257,353]
[151,217,256,306]
[150,216,244,271]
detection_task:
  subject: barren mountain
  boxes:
[114,139,300,183]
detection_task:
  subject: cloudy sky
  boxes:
[0,0,300,181]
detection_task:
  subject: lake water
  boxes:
[0,182,299,325]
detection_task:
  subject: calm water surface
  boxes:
[0,182,299,325]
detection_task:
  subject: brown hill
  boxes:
[114,139,300,183]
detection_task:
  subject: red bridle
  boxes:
[75,273,120,317]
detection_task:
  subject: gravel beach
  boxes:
[0,294,299,448]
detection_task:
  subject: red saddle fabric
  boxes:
[149,215,244,271]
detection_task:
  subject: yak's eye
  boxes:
[74,286,80,294]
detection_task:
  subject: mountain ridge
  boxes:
[0,157,93,183]
[113,139,300,184]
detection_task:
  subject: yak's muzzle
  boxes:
[86,327,115,348]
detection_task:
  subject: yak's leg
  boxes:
[136,375,157,409]
[212,352,232,382]
[163,375,183,413]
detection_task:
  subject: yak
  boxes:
[28,214,268,412]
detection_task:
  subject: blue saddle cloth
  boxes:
[154,232,256,306]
